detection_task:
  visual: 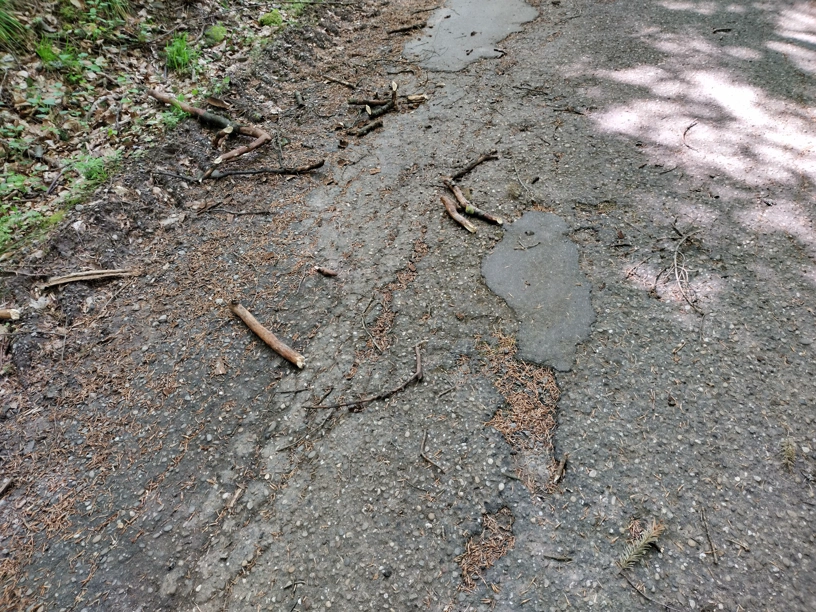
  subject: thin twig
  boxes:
[620,572,683,612]
[420,430,446,473]
[700,506,719,564]
[451,150,499,181]
[306,343,423,410]
[672,230,703,314]
[682,120,698,150]
[323,74,356,89]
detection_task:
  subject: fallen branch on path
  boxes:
[451,150,499,181]
[323,74,356,89]
[442,178,503,225]
[229,301,305,369]
[148,89,272,177]
[40,269,136,290]
[306,343,423,410]
[348,98,392,106]
[441,195,476,233]
[314,266,338,277]
[349,118,383,137]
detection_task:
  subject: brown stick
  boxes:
[0,478,13,498]
[442,179,503,225]
[349,118,383,137]
[229,301,305,369]
[324,74,356,89]
[451,150,499,181]
[441,195,476,233]
[0,308,21,320]
[315,266,338,277]
[348,98,392,106]
[148,89,233,129]
[306,343,423,410]
[40,269,135,289]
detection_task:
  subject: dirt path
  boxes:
[3,0,816,611]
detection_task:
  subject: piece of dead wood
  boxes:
[0,309,21,320]
[349,118,383,137]
[348,98,392,106]
[442,179,503,225]
[314,266,338,277]
[365,83,398,119]
[209,159,325,179]
[388,22,425,34]
[40,269,135,290]
[306,343,423,410]
[323,74,356,89]
[148,89,272,176]
[552,453,569,484]
[0,478,12,498]
[451,150,499,181]
[441,195,476,233]
[229,301,305,369]
[420,430,446,473]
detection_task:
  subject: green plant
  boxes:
[36,38,59,64]
[160,106,187,129]
[74,152,118,188]
[0,0,25,50]
[204,23,227,45]
[0,202,44,254]
[259,10,283,26]
[165,33,198,73]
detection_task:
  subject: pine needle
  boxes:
[617,519,665,569]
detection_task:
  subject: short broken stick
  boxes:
[40,269,135,290]
[229,301,305,369]
[349,118,383,137]
[306,343,423,410]
[0,309,21,320]
[441,195,476,233]
[442,179,503,225]
[348,98,392,106]
[366,85,398,119]
[450,150,499,181]
[388,23,425,34]
[315,266,338,277]
[700,506,719,564]
[420,430,446,473]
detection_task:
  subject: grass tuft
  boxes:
[165,33,198,73]
[0,0,25,50]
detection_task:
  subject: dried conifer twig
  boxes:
[617,519,665,569]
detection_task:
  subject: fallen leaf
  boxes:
[213,357,227,375]
[205,96,231,109]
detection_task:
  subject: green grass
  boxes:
[165,33,198,73]
[0,0,25,50]
[0,204,44,254]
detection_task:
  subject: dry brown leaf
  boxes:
[213,357,227,376]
